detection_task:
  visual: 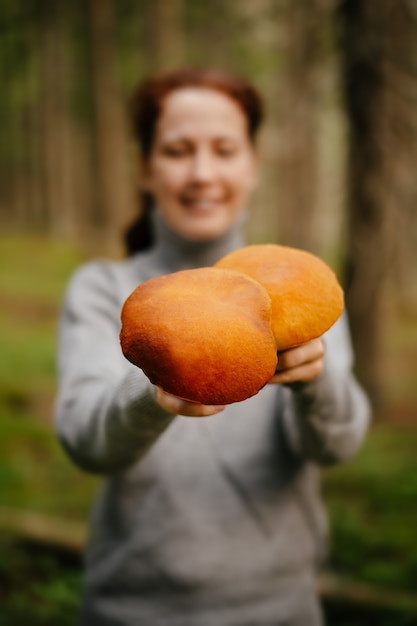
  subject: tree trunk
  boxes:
[266,0,333,251]
[87,0,136,252]
[1,26,21,229]
[381,0,417,315]
[338,0,397,404]
[39,0,74,237]
[144,0,185,72]
[276,2,316,250]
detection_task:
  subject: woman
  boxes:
[55,68,370,626]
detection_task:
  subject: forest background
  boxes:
[0,0,417,624]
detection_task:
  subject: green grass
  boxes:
[0,235,94,623]
[323,424,417,592]
[0,235,86,303]
[0,235,98,520]
[0,409,97,518]
[0,536,82,626]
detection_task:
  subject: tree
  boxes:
[381,0,417,315]
[87,0,136,251]
[143,0,185,72]
[39,0,74,236]
[338,0,417,403]
[250,0,337,251]
[272,0,330,251]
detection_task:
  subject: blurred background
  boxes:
[0,0,416,624]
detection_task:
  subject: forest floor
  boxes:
[0,235,416,625]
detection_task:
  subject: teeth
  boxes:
[186,198,218,207]
[185,200,217,210]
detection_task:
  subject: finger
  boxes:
[155,387,225,417]
[276,338,324,371]
[271,356,324,385]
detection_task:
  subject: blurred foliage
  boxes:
[323,600,417,626]
[0,236,97,520]
[0,410,97,519]
[323,425,417,592]
[0,0,344,247]
[0,537,82,626]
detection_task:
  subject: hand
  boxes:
[269,337,324,386]
[155,386,226,417]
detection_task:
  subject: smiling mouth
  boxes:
[181,197,224,212]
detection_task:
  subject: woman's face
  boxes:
[142,87,259,242]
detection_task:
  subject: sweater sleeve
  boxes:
[281,313,371,466]
[54,261,174,474]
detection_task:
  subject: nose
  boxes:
[189,148,217,183]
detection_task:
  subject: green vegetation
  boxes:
[323,425,417,593]
[0,235,416,622]
[0,236,92,622]
[0,537,82,626]
[0,236,97,517]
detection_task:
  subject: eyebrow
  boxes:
[160,134,241,144]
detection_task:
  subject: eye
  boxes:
[215,142,238,157]
[161,143,191,158]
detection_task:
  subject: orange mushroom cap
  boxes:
[120,267,278,405]
[216,244,344,350]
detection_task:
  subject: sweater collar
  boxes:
[140,209,247,276]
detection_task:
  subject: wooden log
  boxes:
[0,506,86,553]
[317,570,417,614]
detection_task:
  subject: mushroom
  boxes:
[216,244,344,350]
[120,267,278,405]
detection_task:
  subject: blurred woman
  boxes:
[55,68,370,626]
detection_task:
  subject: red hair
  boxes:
[126,68,264,254]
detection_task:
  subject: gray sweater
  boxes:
[55,214,370,626]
